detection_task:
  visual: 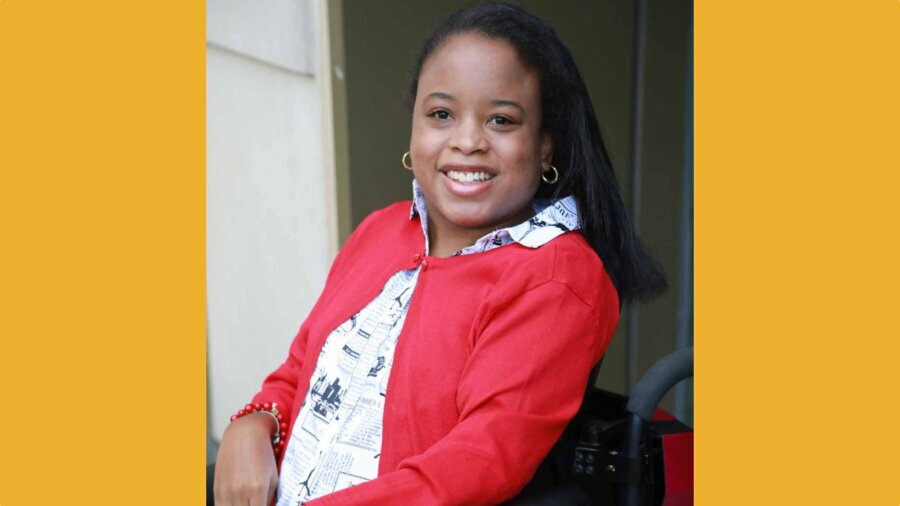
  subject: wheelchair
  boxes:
[508,347,694,506]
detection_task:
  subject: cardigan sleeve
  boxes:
[305,279,614,506]
[249,319,312,420]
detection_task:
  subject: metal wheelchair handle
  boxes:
[623,346,693,506]
[625,347,693,423]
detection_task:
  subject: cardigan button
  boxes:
[413,252,422,263]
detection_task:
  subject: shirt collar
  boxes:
[409,178,580,256]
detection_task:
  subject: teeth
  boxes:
[446,170,494,183]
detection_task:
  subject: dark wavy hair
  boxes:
[406,2,666,303]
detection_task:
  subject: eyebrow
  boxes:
[425,92,455,102]
[424,92,525,112]
[489,99,524,112]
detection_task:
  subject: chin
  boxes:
[444,206,495,229]
[447,213,488,228]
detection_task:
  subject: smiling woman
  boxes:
[211,3,666,506]
[408,33,551,258]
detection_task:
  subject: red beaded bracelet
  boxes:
[230,402,288,457]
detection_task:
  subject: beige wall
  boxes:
[206,0,338,441]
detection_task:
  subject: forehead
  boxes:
[417,33,540,106]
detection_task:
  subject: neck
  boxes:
[427,222,489,258]
[426,207,535,258]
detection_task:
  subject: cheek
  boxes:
[410,128,445,163]
[495,134,542,175]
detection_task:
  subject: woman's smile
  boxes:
[439,164,497,196]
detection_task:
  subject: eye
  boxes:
[489,115,513,126]
[428,109,451,120]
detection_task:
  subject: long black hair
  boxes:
[406,2,667,303]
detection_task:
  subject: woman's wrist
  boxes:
[228,402,288,457]
[231,412,278,436]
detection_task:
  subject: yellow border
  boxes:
[0,1,205,504]
[697,0,900,504]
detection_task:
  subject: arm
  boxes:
[216,252,344,506]
[216,208,388,505]
[306,280,615,506]
[249,318,313,421]
[250,206,387,416]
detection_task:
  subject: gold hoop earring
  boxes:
[402,151,412,170]
[542,164,559,184]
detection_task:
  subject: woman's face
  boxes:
[409,33,552,236]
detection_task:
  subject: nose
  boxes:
[448,117,487,154]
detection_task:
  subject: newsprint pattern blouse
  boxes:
[276,179,581,506]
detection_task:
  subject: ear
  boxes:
[539,130,553,170]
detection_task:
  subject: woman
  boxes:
[213,3,665,505]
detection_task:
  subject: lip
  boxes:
[438,164,496,198]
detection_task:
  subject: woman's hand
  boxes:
[213,413,280,506]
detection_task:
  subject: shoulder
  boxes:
[350,201,413,237]
[487,232,619,325]
[323,201,416,281]
[340,201,415,250]
[471,233,620,361]
[549,232,620,322]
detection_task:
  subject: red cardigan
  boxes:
[252,201,620,505]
